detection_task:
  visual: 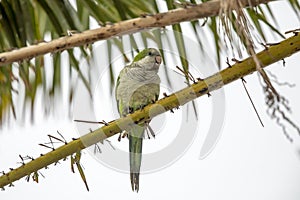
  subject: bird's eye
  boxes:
[148,52,152,56]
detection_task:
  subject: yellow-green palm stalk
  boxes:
[115,48,162,192]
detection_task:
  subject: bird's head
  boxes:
[133,48,162,72]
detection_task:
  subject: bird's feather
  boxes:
[115,48,161,192]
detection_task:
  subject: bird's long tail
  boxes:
[129,125,144,192]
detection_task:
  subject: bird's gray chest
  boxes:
[117,73,160,110]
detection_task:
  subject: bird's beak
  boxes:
[155,55,162,65]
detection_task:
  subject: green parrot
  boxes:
[115,48,162,192]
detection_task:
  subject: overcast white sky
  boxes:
[1,1,300,200]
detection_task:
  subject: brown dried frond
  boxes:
[266,70,296,88]
[219,0,257,57]
[260,76,300,142]
[219,0,286,129]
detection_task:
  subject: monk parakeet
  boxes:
[115,48,162,192]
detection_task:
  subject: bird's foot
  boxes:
[118,131,128,142]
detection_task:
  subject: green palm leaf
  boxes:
[0,0,299,125]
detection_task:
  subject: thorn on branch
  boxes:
[231,58,242,63]
[17,155,34,164]
[282,59,286,67]
[175,66,197,83]
[39,143,55,151]
[118,133,122,142]
[17,60,23,65]
[54,160,60,166]
[163,92,169,98]
[140,13,147,18]
[32,39,47,45]
[260,42,280,50]
[25,56,33,62]
[98,21,105,26]
[18,155,25,166]
[226,57,232,68]
[74,119,108,125]
[48,133,67,145]
[57,131,68,144]
[266,42,280,46]
[4,47,18,52]
[67,30,80,36]
[26,174,31,182]
[198,87,208,95]
[241,77,246,83]
[102,120,109,126]
[173,1,195,8]
[140,13,153,18]
[285,28,300,35]
[105,21,114,26]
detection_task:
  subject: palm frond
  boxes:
[0,0,299,126]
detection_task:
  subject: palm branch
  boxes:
[1,0,298,125]
[1,0,300,190]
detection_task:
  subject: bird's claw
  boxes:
[118,131,128,142]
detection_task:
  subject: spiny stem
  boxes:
[0,0,274,67]
[0,33,299,188]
